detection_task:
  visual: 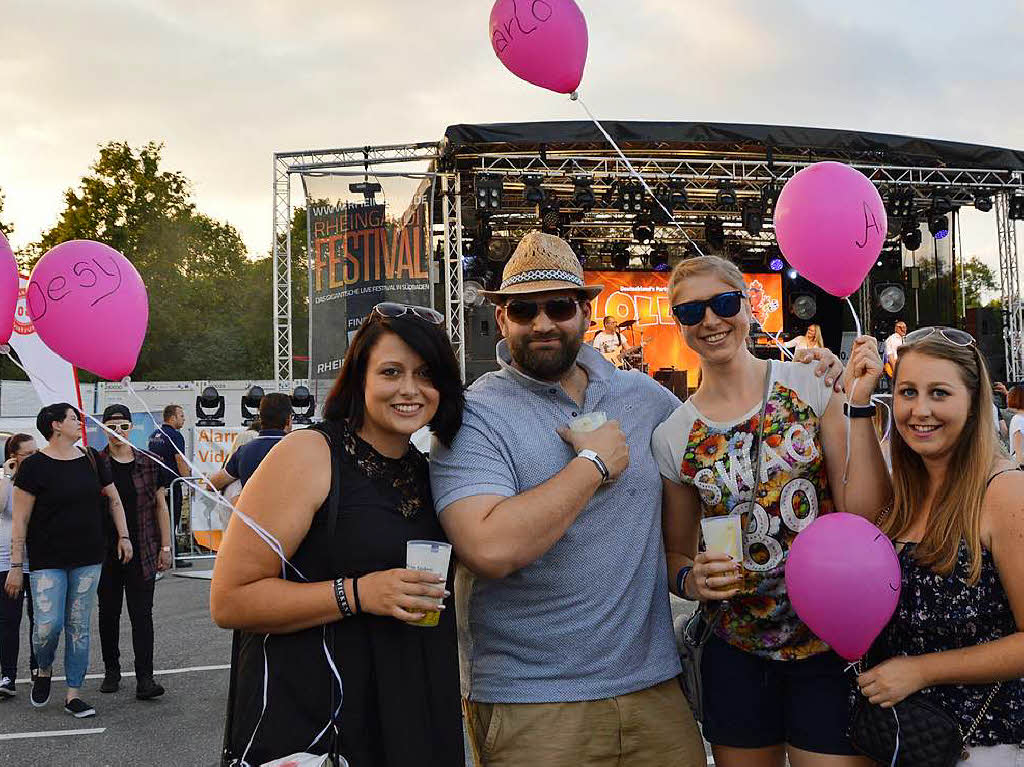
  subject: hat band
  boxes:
[501,268,584,290]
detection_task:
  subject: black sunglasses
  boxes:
[371,302,444,325]
[672,291,745,326]
[903,326,975,347]
[505,297,580,324]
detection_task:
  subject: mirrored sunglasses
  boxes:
[371,302,444,325]
[903,326,975,347]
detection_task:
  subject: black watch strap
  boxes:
[844,402,877,418]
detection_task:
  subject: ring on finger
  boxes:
[704,575,710,589]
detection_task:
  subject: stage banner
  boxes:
[307,187,432,398]
[189,425,246,550]
[584,271,783,379]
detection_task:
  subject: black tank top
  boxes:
[226,421,464,766]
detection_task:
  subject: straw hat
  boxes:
[481,231,603,300]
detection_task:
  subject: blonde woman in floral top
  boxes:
[653,256,891,767]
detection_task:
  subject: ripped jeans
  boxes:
[29,565,102,689]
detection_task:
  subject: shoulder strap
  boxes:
[985,468,1018,489]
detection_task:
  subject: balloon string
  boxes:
[573,92,707,258]
[845,296,862,337]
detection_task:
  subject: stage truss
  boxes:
[273,137,1024,387]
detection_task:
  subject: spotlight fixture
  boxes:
[741,203,764,236]
[195,385,225,427]
[475,174,503,211]
[901,220,922,251]
[716,182,737,209]
[348,181,382,204]
[522,174,545,205]
[290,386,316,425]
[760,183,778,215]
[632,214,655,243]
[618,183,645,213]
[1010,193,1024,221]
[572,176,596,209]
[704,215,725,250]
[650,244,669,271]
[974,193,993,213]
[611,243,630,270]
[241,385,265,426]
[876,246,903,271]
[875,283,907,314]
[540,202,562,235]
[786,268,799,280]
[790,294,817,321]
[463,280,486,307]
[487,238,513,263]
[928,212,949,239]
[769,256,784,272]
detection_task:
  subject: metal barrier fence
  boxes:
[168,475,222,566]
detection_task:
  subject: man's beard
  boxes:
[509,327,584,381]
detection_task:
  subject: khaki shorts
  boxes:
[464,678,705,767]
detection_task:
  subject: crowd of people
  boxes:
[0,230,1021,766]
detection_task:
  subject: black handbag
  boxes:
[850,676,1001,767]
[678,362,773,723]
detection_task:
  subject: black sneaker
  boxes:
[99,670,121,693]
[64,697,96,718]
[0,676,15,697]
[135,677,165,700]
[30,675,51,708]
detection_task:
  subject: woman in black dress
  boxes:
[856,330,1024,764]
[212,303,465,766]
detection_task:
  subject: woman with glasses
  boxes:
[212,303,466,766]
[855,328,1024,765]
[653,256,890,767]
[0,434,39,697]
[4,403,133,718]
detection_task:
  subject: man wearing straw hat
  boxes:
[430,231,704,765]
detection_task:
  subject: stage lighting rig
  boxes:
[611,243,630,270]
[1010,193,1024,221]
[572,176,596,209]
[901,219,922,251]
[633,214,655,244]
[790,294,817,321]
[618,183,645,213]
[475,174,503,211]
[291,386,316,426]
[928,212,949,239]
[241,385,265,426]
[195,386,225,427]
[741,203,764,236]
[875,284,906,314]
[974,193,993,212]
[540,200,563,235]
[704,216,725,250]
[349,182,382,205]
[521,174,545,205]
[488,238,513,262]
[716,182,737,209]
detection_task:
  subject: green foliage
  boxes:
[0,188,12,238]
[959,257,998,309]
[33,142,308,381]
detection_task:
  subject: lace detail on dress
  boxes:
[339,420,429,519]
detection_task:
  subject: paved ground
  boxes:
[0,561,707,767]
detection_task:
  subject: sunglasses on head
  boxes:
[371,302,444,325]
[903,326,975,347]
[504,297,581,324]
[104,423,132,432]
[671,291,745,326]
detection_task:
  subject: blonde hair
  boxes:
[805,324,824,349]
[668,255,746,301]
[882,337,1004,584]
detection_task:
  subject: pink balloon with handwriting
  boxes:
[27,240,148,380]
[490,0,588,94]
[0,231,18,344]
[785,513,901,662]
[774,161,887,298]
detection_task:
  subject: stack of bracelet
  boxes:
[334,577,354,617]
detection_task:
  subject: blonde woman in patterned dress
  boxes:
[652,255,891,767]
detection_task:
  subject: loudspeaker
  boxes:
[654,368,688,401]
[966,307,1006,382]
[464,303,501,384]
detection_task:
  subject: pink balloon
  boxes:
[27,241,148,380]
[0,231,18,344]
[774,161,887,298]
[785,513,900,662]
[490,0,588,94]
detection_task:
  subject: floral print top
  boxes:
[878,540,1024,747]
[653,361,835,660]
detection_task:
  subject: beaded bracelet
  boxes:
[333,577,353,618]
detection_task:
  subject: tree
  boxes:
[959,256,998,310]
[0,188,12,239]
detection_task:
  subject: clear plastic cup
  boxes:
[700,515,743,562]
[406,540,452,627]
[569,411,608,433]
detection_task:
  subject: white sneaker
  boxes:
[0,676,15,697]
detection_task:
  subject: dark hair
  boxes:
[259,393,293,430]
[36,403,78,441]
[163,404,183,421]
[5,433,34,461]
[323,314,464,448]
[1008,385,1024,410]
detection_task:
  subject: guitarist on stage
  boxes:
[592,316,641,368]
[883,320,907,380]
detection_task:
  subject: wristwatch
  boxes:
[161,546,171,552]
[576,449,610,482]
[843,402,877,419]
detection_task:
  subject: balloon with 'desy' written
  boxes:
[490,0,588,94]
[27,240,148,380]
[0,231,18,344]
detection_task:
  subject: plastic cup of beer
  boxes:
[569,411,607,433]
[700,515,743,562]
[406,540,452,627]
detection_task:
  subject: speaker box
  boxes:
[654,368,688,401]
[966,307,1006,382]
[464,303,501,384]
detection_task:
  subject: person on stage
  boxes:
[856,328,1024,764]
[654,255,890,767]
[783,323,824,351]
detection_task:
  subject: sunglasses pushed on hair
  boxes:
[371,302,444,325]
[504,297,581,324]
[903,326,975,347]
[671,291,745,326]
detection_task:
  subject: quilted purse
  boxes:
[850,681,1001,767]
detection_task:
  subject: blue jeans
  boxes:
[29,565,102,689]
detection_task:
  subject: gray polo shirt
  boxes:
[430,341,682,703]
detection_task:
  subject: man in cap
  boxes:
[96,404,171,700]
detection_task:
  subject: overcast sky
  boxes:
[2,0,1021,274]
